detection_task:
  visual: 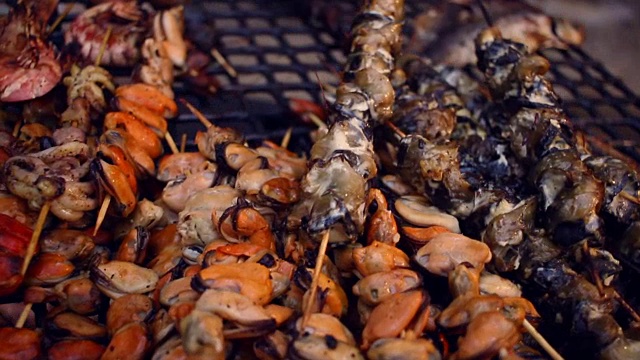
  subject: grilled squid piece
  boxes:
[4,142,97,222]
[63,65,115,120]
[136,6,187,98]
[3,156,65,210]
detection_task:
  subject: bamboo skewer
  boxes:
[15,303,32,329]
[21,202,51,276]
[96,26,112,67]
[613,290,640,323]
[522,319,565,360]
[280,127,293,149]
[619,191,640,206]
[93,195,112,236]
[306,113,326,130]
[12,121,21,137]
[181,99,213,128]
[211,48,237,78]
[180,133,188,153]
[45,2,75,39]
[301,231,330,327]
[91,26,116,236]
[385,120,407,138]
[165,132,180,155]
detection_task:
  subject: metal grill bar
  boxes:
[49,1,640,161]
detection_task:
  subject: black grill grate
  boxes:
[43,0,640,162]
[173,0,347,152]
[541,45,640,162]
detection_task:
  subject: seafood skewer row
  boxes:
[2,9,119,225]
[473,26,640,358]
[1,26,131,342]
[0,4,184,350]
[0,26,118,350]
[392,57,490,219]
[64,1,187,75]
[125,104,311,358]
[0,2,202,356]
[297,0,404,248]
[385,19,580,359]
[0,31,120,290]
[473,26,631,278]
[19,1,187,243]
[476,27,607,246]
[93,4,188,227]
[293,0,405,329]
[329,185,543,359]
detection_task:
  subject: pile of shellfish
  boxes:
[1,1,639,359]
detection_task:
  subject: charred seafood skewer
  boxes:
[294,0,404,324]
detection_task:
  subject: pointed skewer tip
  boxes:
[211,48,237,78]
[301,231,331,327]
[21,202,51,276]
[45,2,75,39]
[180,98,214,129]
[522,319,565,360]
[281,127,293,149]
[165,132,180,155]
[95,25,113,66]
[180,133,188,153]
[93,194,112,236]
[385,121,406,138]
[15,303,32,329]
[307,113,327,130]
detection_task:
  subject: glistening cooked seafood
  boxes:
[1,1,639,359]
[0,0,61,102]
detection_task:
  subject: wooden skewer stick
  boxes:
[582,242,606,296]
[619,191,640,206]
[210,48,237,78]
[181,99,214,129]
[21,202,51,275]
[583,242,640,322]
[89,24,116,236]
[613,290,640,323]
[301,231,331,327]
[165,132,180,155]
[584,133,640,174]
[45,2,75,39]
[522,319,565,360]
[181,99,213,129]
[12,121,21,137]
[15,303,32,329]
[280,127,293,149]
[314,72,331,111]
[95,26,113,67]
[180,133,187,153]
[385,120,406,138]
[306,113,326,130]
[93,194,112,236]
